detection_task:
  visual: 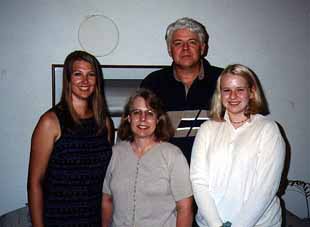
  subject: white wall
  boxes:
[0,0,309,218]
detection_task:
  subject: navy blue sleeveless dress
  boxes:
[43,107,112,227]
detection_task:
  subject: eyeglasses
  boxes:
[130,109,157,120]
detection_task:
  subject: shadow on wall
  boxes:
[276,121,291,227]
[276,122,310,226]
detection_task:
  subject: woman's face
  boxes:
[128,96,158,140]
[220,73,254,119]
[70,60,97,101]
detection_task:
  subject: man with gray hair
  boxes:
[141,17,222,164]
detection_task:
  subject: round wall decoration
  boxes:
[78,14,119,57]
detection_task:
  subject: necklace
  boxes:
[230,117,249,124]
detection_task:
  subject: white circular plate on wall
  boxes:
[78,14,119,57]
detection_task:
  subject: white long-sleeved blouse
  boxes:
[190,113,285,227]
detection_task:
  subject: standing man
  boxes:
[141,17,222,164]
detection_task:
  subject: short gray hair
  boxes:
[165,17,209,50]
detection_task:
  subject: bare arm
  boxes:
[101,193,113,227]
[176,196,193,227]
[27,112,60,227]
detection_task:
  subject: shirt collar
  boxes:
[172,60,205,82]
[224,111,253,127]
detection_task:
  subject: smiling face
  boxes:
[169,28,205,69]
[220,73,254,121]
[128,96,158,140]
[70,60,97,102]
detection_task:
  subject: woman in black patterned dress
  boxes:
[27,50,113,227]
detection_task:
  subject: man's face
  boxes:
[169,28,205,69]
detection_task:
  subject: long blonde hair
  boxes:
[210,64,269,121]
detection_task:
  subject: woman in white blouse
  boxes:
[190,64,285,227]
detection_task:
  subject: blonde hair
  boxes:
[210,64,269,121]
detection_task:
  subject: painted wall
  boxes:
[0,0,309,218]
